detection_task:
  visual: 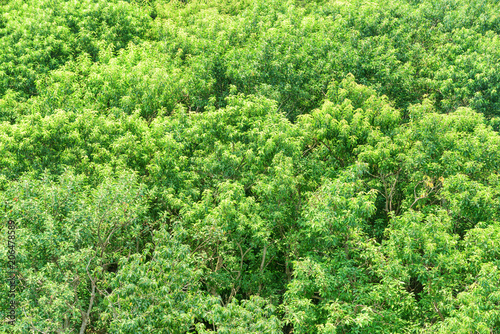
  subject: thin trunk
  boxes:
[258,244,268,295]
[79,280,96,334]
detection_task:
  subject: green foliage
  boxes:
[0,0,151,101]
[0,109,153,180]
[1,0,500,332]
[104,224,218,333]
[0,169,148,333]
[283,169,417,333]
[197,296,281,333]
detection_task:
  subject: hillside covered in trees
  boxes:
[1,0,500,332]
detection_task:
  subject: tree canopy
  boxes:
[1,0,499,333]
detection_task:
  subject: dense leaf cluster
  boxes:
[1,0,499,333]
